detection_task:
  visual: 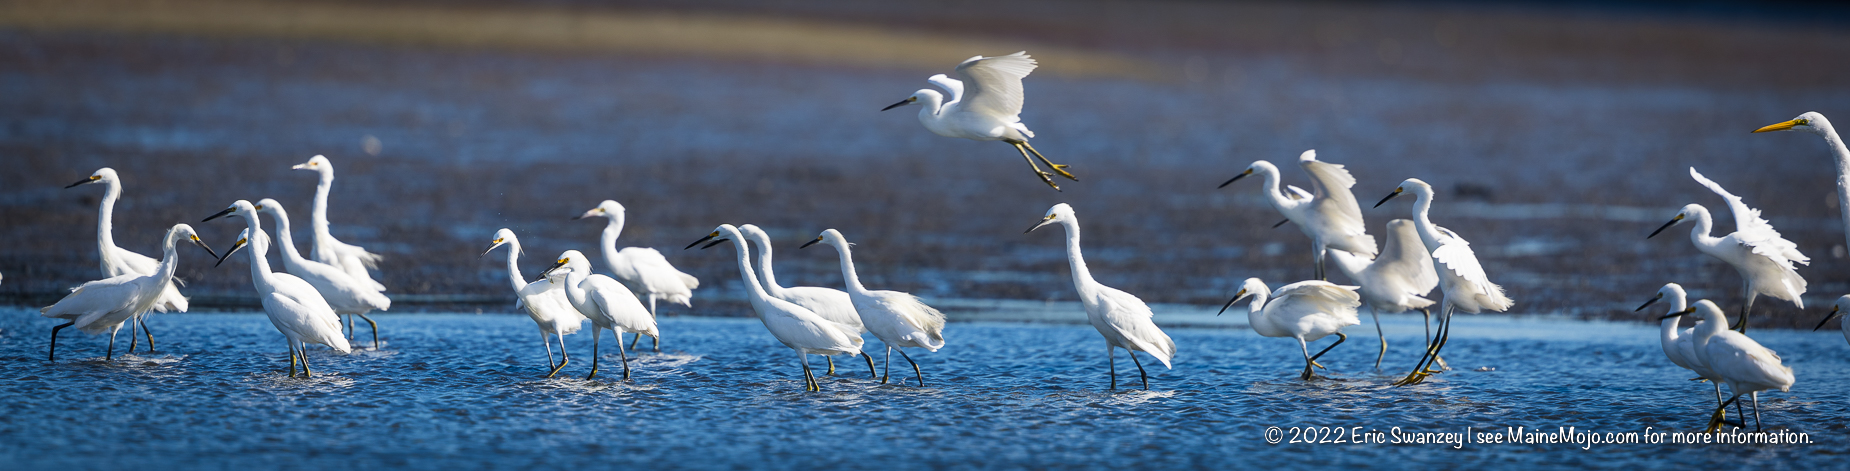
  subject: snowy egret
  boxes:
[205,203,353,378]
[540,250,658,381]
[291,155,388,341]
[577,200,699,351]
[882,51,1074,191]
[486,229,586,378]
[1754,112,1850,252]
[1375,178,1514,386]
[42,224,215,361]
[1664,300,1795,432]
[253,199,391,350]
[1326,219,1440,370]
[1219,150,1377,280]
[1220,278,1360,380]
[1635,283,1730,423]
[66,167,189,353]
[689,225,864,391]
[1026,204,1176,390]
[1648,168,1808,333]
[726,224,875,378]
[1815,295,1850,345]
[801,229,946,386]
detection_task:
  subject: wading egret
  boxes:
[1326,219,1439,370]
[486,229,586,378]
[1664,300,1795,432]
[1815,295,1850,345]
[801,229,946,386]
[1220,278,1360,380]
[577,200,698,351]
[728,224,874,378]
[1219,150,1377,280]
[291,155,388,342]
[205,203,353,378]
[1648,168,1807,333]
[66,167,189,353]
[1027,203,1176,390]
[1375,178,1514,386]
[1754,112,1850,252]
[689,225,864,391]
[882,51,1074,191]
[1635,283,1730,423]
[541,250,658,381]
[254,199,391,349]
[42,224,214,361]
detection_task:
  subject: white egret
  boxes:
[1648,167,1807,333]
[881,51,1074,191]
[291,155,388,341]
[1326,219,1440,370]
[253,199,391,349]
[1026,204,1176,390]
[1220,278,1360,381]
[720,224,876,378]
[689,225,865,391]
[1635,283,1731,424]
[486,229,587,378]
[1754,112,1850,252]
[1665,300,1796,432]
[1375,178,1514,386]
[66,167,189,353]
[801,229,946,386]
[42,224,215,361]
[1220,150,1378,280]
[577,200,698,351]
[540,250,658,381]
[205,203,353,378]
[1814,295,1850,345]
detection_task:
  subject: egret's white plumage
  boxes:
[802,229,945,386]
[207,201,353,378]
[1220,150,1377,280]
[883,51,1074,190]
[1755,112,1850,253]
[1670,300,1796,432]
[735,224,875,378]
[694,225,863,391]
[254,198,391,349]
[66,167,188,352]
[1815,295,1850,345]
[1223,278,1360,380]
[291,156,385,291]
[1027,204,1176,390]
[1635,283,1730,418]
[485,228,585,378]
[577,200,698,351]
[542,250,658,381]
[1327,219,1439,369]
[1648,167,1807,333]
[1375,178,1513,386]
[41,223,214,361]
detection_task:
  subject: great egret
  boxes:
[1220,278,1360,381]
[42,224,215,361]
[1375,178,1514,386]
[66,167,189,353]
[253,199,391,349]
[1664,300,1796,432]
[205,202,353,378]
[576,200,698,351]
[1026,203,1176,390]
[1648,167,1807,333]
[1815,295,1850,345]
[728,224,875,378]
[1754,112,1850,252]
[541,250,658,381]
[881,51,1074,191]
[1326,219,1440,370]
[1219,150,1377,280]
[1635,283,1730,424]
[689,225,864,391]
[291,155,388,342]
[486,229,586,378]
[801,229,946,386]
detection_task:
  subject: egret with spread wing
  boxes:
[1648,167,1807,333]
[882,52,1074,190]
[1220,150,1377,281]
[1375,178,1513,386]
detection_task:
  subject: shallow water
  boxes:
[1,308,1843,469]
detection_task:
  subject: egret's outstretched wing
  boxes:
[927,73,964,106]
[1270,281,1363,326]
[1689,167,1809,267]
[1429,237,1511,311]
[1300,150,1374,255]
[1283,185,1313,201]
[953,51,1036,119]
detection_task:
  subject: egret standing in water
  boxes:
[42,224,215,361]
[1754,112,1850,252]
[1375,178,1514,386]
[1219,150,1376,280]
[577,200,697,351]
[253,199,391,349]
[1664,300,1795,432]
[66,167,190,353]
[882,51,1075,191]
[725,224,875,378]
[206,202,353,378]
[802,229,946,386]
[1648,168,1807,333]
[485,228,586,378]
[1326,219,1439,370]
[1635,283,1730,424]
[1220,278,1360,381]
[1027,204,1176,390]
[291,156,387,341]
[1815,295,1850,345]
[542,250,658,381]
[689,225,864,391]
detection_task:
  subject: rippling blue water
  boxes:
[1,308,1844,469]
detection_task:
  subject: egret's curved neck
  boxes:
[311,169,334,241]
[725,229,773,302]
[502,240,525,291]
[1407,188,1440,246]
[245,234,277,293]
[749,233,787,298]
[1057,219,1097,293]
[1686,208,1717,246]
[916,92,945,119]
[1819,124,1850,252]
[155,228,182,282]
[1246,289,1271,316]
[1657,294,1689,347]
[829,242,870,295]
[96,179,123,264]
[562,267,590,307]
[1257,167,1292,210]
[599,214,626,267]
[1692,310,1728,349]
[267,207,309,265]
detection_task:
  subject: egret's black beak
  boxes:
[1647,215,1683,239]
[215,238,248,267]
[1272,219,1290,229]
[1636,294,1662,312]
[64,177,95,189]
[482,241,504,257]
[1217,289,1248,316]
[702,239,729,250]
[202,207,236,222]
[190,236,219,259]
[686,233,718,250]
[1659,307,1695,321]
[881,99,911,111]
[1816,306,1842,332]
[1026,216,1056,234]
[799,238,821,249]
[1217,170,1252,189]
[541,258,569,277]
[1374,189,1403,208]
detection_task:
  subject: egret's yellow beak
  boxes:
[1753,119,1802,133]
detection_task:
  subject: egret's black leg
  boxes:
[1130,350,1150,390]
[862,350,878,379]
[586,328,602,380]
[1371,308,1387,370]
[1108,344,1118,390]
[882,346,892,384]
[139,316,155,353]
[359,314,380,350]
[128,315,140,353]
[48,321,74,362]
[897,348,924,387]
[616,329,632,381]
[299,341,313,378]
[106,326,118,361]
[548,332,571,379]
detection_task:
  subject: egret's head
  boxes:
[1754,112,1831,135]
[1026,203,1076,233]
[1374,178,1431,208]
[1664,299,1721,322]
[543,250,589,277]
[215,228,253,267]
[484,228,519,256]
[65,167,119,189]
[252,198,286,216]
[575,200,624,220]
[291,154,333,173]
[167,223,219,259]
[1636,282,1686,312]
[738,224,769,243]
[687,224,737,250]
[1217,278,1269,316]
[801,228,848,249]
[1647,204,1703,239]
[204,200,257,222]
[882,89,940,111]
[1217,161,1275,189]
[1818,295,1850,332]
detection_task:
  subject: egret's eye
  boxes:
[89,175,100,180]
[1797,119,1810,126]
[238,238,248,244]
[557,258,568,263]
[709,232,719,237]
[191,235,200,241]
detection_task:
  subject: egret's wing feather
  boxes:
[1283,185,1313,201]
[1430,240,1511,309]
[1094,286,1175,367]
[953,51,1036,119]
[927,73,964,106]
[619,247,700,291]
[1300,152,1374,254]
[1271,281,1363,325]
[1689,167,1809,267]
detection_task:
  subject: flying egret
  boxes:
[1375,178,1514,386]
[722,224,875,378]
[882,51,1075,191]
[576,200,698,351]
[1326,219,1440,370]
[486,229,587,378]
[1754,112,1850,252]
[1815,295,1850,345]
[291,155,388,341]
[1220,278,1360,380]
[1664,300,1796,432]
[1025,204,1176,390]
[1219,150,1378,280]
[540,250,658,381]
[205,203,353,378]
[66,167,189,353]
[1648,167,1807,333]
[688,225,865,391]
[42,224,215,361]
[1635,283,1731,424]
[801,229,946,386]
[253,199,391,349]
